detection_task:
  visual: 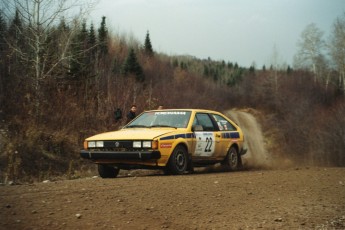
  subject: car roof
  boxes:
[145,109,220,113]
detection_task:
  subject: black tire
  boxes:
[224,146,241,171]
[98,164,120,178]
[167,145,188,175]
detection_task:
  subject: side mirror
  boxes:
[192,125,203,132]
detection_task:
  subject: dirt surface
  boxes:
[1,167,345,230]
[1,110,344,229]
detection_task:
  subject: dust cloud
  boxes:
[225,109,272,169]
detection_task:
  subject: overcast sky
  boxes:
[90,0,345,67]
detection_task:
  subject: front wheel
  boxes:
[223,146,241,171]
[166,145,188,175]
[98,164,120,178]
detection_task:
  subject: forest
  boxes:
[0,1,344,183]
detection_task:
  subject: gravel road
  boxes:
[1,167,345,229]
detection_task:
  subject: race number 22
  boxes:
[194,132,215,156]
[205,137,213,152]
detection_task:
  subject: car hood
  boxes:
[86,128,176,141]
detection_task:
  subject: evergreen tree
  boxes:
[287,65,293,74]
[79,21,89,77]
[0,11,7,70]
[249,65,255,73]
[172,59,178,68]
[231,68,244,85]
[144,30,153,57]
[8,9,24,52]
[4,9,27,118]
[58,17,69,31]
[80,21,88,43]
[88,23,97,60]
[8,9,22,36]
[227,75,236,87]
[88,23,96,47]
[213,68,219,81]
[56,18,71,76]
[69,21,89,78]
[98,16,108,56]
[221,60,226,68]
[7,9,25,76]
[44,19,73,77]
[0,12,7,52]
[123,48,144,81]
[0,12,7,106]
[203,65,209,76]
[180,61,188,70]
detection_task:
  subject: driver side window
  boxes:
[193,113,215,131]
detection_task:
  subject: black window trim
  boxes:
[209,113,238,132]
[193,113,219,132]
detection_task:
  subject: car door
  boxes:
[192,113,222,158]
[210,113,239,158]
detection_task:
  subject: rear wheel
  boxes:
[167,145,188,175]
[223,146,241,171]
[98,164,120,178]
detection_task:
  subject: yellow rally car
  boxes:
[80,109,247,178]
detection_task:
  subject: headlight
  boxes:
[133,141,142,148]
[88,141,96,148]
[96,141,104,147]
[142,141,151,148]
[88,141,104,148]
[133,141,152,148]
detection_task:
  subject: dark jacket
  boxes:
[126,111,136,123]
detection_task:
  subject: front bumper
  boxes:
[80,150,161,160]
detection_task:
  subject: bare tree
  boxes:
[294,23,326,83]
[2,0,97,120]
[329,12,345,94]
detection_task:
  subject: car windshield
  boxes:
[125,111,191,128]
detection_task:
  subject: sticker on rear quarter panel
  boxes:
[194,132,215,156]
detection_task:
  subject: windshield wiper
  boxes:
[125,125,148,128]
[150,125,177,129]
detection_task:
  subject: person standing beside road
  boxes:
[126,105,137,123]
